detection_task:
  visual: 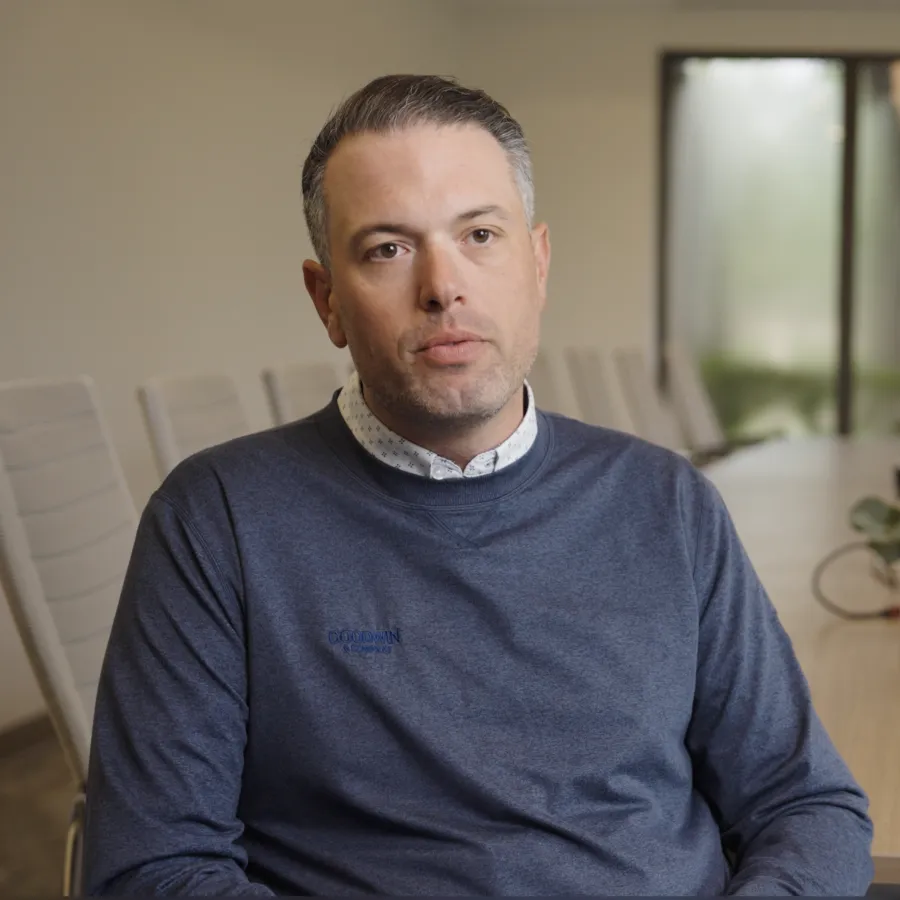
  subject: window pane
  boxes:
[853,60,900,435]
[667,58,845,439]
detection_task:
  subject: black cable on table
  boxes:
[811,541,900,621]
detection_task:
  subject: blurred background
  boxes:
[667,53,900,439]
[2,0,900,894]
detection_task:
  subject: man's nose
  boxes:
[417,243,465,313]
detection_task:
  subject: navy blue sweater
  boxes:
[84,402,873,895]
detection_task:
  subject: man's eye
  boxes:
[368,243,402,260]
[470,229,494,245]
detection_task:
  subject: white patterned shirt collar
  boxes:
[337,372,538,481]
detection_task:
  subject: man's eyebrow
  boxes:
[456,205,510,222]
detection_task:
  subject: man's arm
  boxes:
[84,490,274,896]
[686,477,873,897]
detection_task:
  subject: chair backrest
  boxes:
[665,341,726,450]
[528,351,567,415]
[612,348,686,451]
[0,377,138,783]
[137,373,250,477]
[261,362,343,425]
[563,346,636,432]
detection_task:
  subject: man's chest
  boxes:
[238,518,700,818]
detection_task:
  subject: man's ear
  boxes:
[303,260,347,348]
[531,222,551,310]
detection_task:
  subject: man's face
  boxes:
[305,123,550,434]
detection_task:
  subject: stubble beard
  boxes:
[363,344,537,436]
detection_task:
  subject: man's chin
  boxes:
[368,369,521,430]
[402,387,512,428]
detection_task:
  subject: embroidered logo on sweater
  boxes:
[328,629,401,654]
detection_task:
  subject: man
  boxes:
[84,74,873,895]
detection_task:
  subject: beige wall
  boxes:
[0,0,460,730]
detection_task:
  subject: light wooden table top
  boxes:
[705,437,900,881]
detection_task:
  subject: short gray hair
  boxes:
[301,74,534,266]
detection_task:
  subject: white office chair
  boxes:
[612,348,687,452]
[564,346,637,433]
[137,373,250,478]
[665,341,727,451]
[261,362,343,425]
[0,376,138,896]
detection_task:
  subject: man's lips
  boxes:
[417,331,484,351]
[415,332,487,365]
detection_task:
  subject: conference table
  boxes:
[705,437,900,883]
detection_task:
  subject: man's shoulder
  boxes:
[541,410,714,508]
[152,406,339,515]
[542,409,687,467]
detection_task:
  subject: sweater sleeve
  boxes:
[84,493,274,896]
[685,477,873,896]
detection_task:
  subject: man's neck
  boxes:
[362,386,526,470]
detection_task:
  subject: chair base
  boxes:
[63,789,85,898]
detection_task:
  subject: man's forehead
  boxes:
[323,124,520,228]
[329,122,506,165]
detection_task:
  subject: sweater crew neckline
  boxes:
[312,398,553,508]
